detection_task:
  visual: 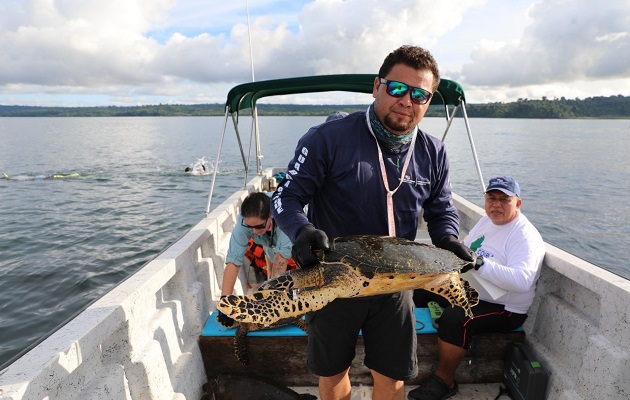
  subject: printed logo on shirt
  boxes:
[273,194,283,214]
[470,235,493,258]
[401,174,430,186]
[274,147,307,215]
[470,236,484,251]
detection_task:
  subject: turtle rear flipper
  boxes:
[426,272,478,318]
[234,326,250,366]
[230,316,307,366]
[294,317,308,333]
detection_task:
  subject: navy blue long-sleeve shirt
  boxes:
[272,110,459,244]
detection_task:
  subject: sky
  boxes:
[0,0,629,107]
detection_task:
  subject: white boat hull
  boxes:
[1,169,628,399]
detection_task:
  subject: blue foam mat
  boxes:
[201,307,437,337]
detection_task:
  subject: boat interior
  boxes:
[1,75,628,400]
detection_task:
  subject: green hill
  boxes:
[1,95,628,118]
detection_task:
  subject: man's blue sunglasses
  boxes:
[379,78,432,105]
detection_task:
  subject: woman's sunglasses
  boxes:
[379,78,432,105]
[241,217,269,230]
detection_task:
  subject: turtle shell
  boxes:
[322,235,469,276]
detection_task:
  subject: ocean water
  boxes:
[1,115,629,367]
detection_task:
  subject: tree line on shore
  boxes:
[0,95,628,119]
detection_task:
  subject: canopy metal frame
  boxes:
[205,74,484,215]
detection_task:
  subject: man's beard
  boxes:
[383,112,415,135]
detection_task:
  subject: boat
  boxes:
[1,74,628,400]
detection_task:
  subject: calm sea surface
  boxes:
[1,115,629,367]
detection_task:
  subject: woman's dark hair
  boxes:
[241,192,271,219]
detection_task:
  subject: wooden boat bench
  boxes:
[198,308,525,386]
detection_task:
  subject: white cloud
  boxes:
[460,0,630,87]
[0,0,629,106]
[0,0,174,87]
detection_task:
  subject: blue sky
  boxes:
[1,0,629,106]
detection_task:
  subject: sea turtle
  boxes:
[218,315,308,366]
[203,373,317,400]
[218,235,479,326]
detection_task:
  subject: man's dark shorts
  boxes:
[414,289,527,349]
[306,290,418,381]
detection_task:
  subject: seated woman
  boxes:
[216,191,296,327]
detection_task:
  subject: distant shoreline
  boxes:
[1,95,629,119]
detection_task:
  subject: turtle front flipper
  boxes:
[426,272,479,318]
[462,277,480,309]
[218,285,346,326]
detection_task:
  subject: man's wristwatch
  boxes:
[474,256,484,270]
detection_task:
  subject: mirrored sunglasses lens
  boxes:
[410,88,430,104]
[387,81,409,97]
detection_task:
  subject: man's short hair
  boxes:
[378,45,440,92]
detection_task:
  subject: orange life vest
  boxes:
[244,237,297,277]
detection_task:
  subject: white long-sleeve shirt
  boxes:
[464,213,545,314]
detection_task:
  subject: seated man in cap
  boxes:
[409,176,546,400]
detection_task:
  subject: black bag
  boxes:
[502,341,549,400]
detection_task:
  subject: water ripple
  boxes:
[1,116,629,368]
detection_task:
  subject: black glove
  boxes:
[460,255,484,274]
[438,235,475,261]
[216,297,235,328]
[291,224,329,269]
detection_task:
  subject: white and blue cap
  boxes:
[485,176,520,197]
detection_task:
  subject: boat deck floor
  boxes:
[249,230,504,399]
[291,383,504,399]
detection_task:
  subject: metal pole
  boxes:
[460,101,486,193]
[205,108,230,215]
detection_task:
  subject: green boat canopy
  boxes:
[207,74,485,214]
[225,74,465,114]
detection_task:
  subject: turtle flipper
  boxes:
[426,272,478,318]
[462,277,480,308]
[294,317,308,333]
[218,286,344,326]
[233,326,250,366]
[257,267,325,291]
